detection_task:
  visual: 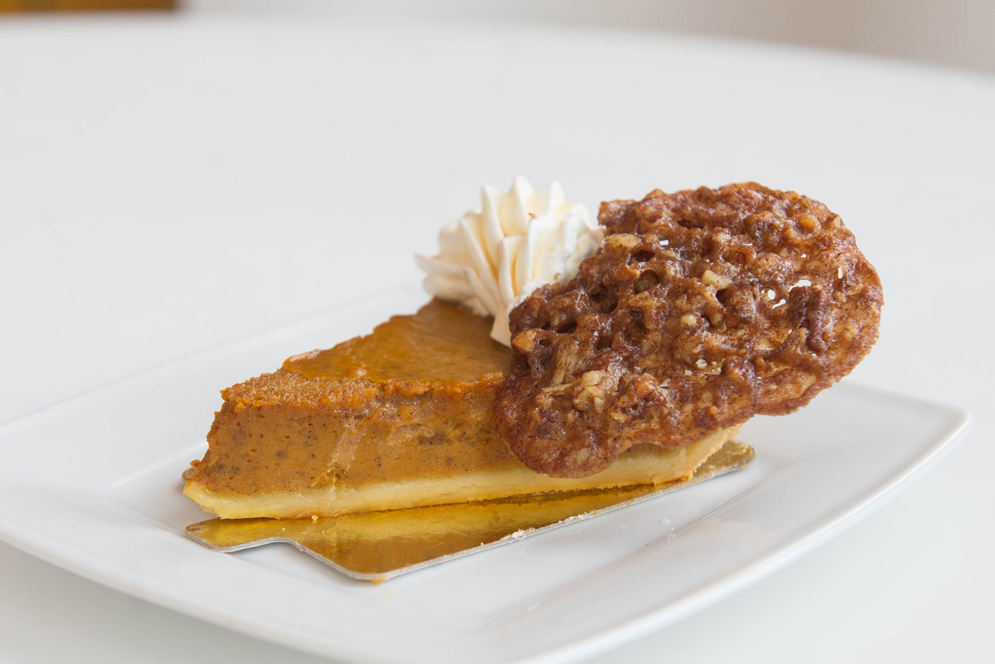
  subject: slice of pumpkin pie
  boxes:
[185,178,880,521]
[184,298,736,519]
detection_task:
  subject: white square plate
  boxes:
[0,286,971,664]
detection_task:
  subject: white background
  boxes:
[1,9,994,664]
[186,0,995,74]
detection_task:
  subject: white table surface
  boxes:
[1,14,992,664]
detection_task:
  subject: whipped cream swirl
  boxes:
[416,177,604,347]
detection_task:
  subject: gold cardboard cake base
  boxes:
[186,440,754,582]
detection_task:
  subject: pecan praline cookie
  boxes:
[493,183,883,478]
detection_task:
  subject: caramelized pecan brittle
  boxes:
[493,183,883,477]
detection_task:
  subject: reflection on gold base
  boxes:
[186,441,755,582]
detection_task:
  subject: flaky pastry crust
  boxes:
[493,183,883,478]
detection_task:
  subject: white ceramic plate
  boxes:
[0,286,971,664]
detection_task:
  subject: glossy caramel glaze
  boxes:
[284,299,509,383]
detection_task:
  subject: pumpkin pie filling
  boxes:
[184,299,736,519]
